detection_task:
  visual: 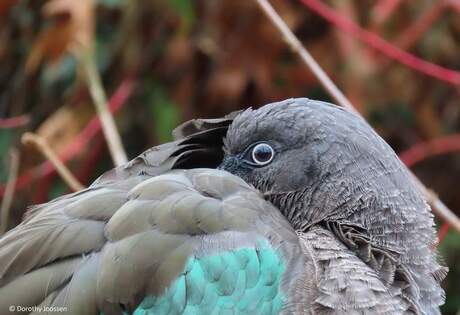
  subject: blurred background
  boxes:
[0,0,460,313]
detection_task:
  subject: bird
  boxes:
[0,98,447,315]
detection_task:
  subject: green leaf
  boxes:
[148,84,180,143]
[168,0,195,32]
[49,178,68,200]
[0,130,13,182]
[41,55,77,88]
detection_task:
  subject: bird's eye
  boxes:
[250,143,274,166]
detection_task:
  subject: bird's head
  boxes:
[219,98,424,231]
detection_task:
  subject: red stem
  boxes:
[33,172,55,204]
[299,0,460,86]
[370,0,403,30]
[395,2,446,51]
[447,0,460,14]
[399,134,460,168]
[399,134,460,247]
[0,115,30,129]
[0,76,136,197]
[436,222,450,247]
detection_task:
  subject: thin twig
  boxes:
[370,0,403,31]
[255,0,358,115]
[421,185,460,235]
[0,75,136,198]
[399,134,460,167]
[81,52,128,166]
[21,132,85,192]
[394,2,446,51]
[332,0,368,113]
[399,134,460,233]
[255,0,460,234]
[299,0,460,86]
[377,2,446,71]
[0,149,19,234]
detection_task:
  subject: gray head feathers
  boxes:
[220,98,446,313]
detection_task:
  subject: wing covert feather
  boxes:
[0,168,302,315]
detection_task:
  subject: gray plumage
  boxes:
[0,98,446,314]
[221,98,447,314]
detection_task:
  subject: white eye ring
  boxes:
[251,143,275,166]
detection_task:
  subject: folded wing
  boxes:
[0,168,304,315]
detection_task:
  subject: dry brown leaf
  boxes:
[36,103,94,155]
[26,0,94,73]
[207,66,248,105]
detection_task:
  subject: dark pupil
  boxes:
[254,145,272,163]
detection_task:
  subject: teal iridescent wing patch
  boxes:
[133,245,286,315]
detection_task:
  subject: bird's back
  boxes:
[0,101,448,314]
[0,117,308,314]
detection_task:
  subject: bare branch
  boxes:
[82,52,128,166]
[22,132,85,192]
[255,0,460,234]
[417,183,460,234]
[255,0,358,115]
[399,133,460,168]
[0,149,20,234]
